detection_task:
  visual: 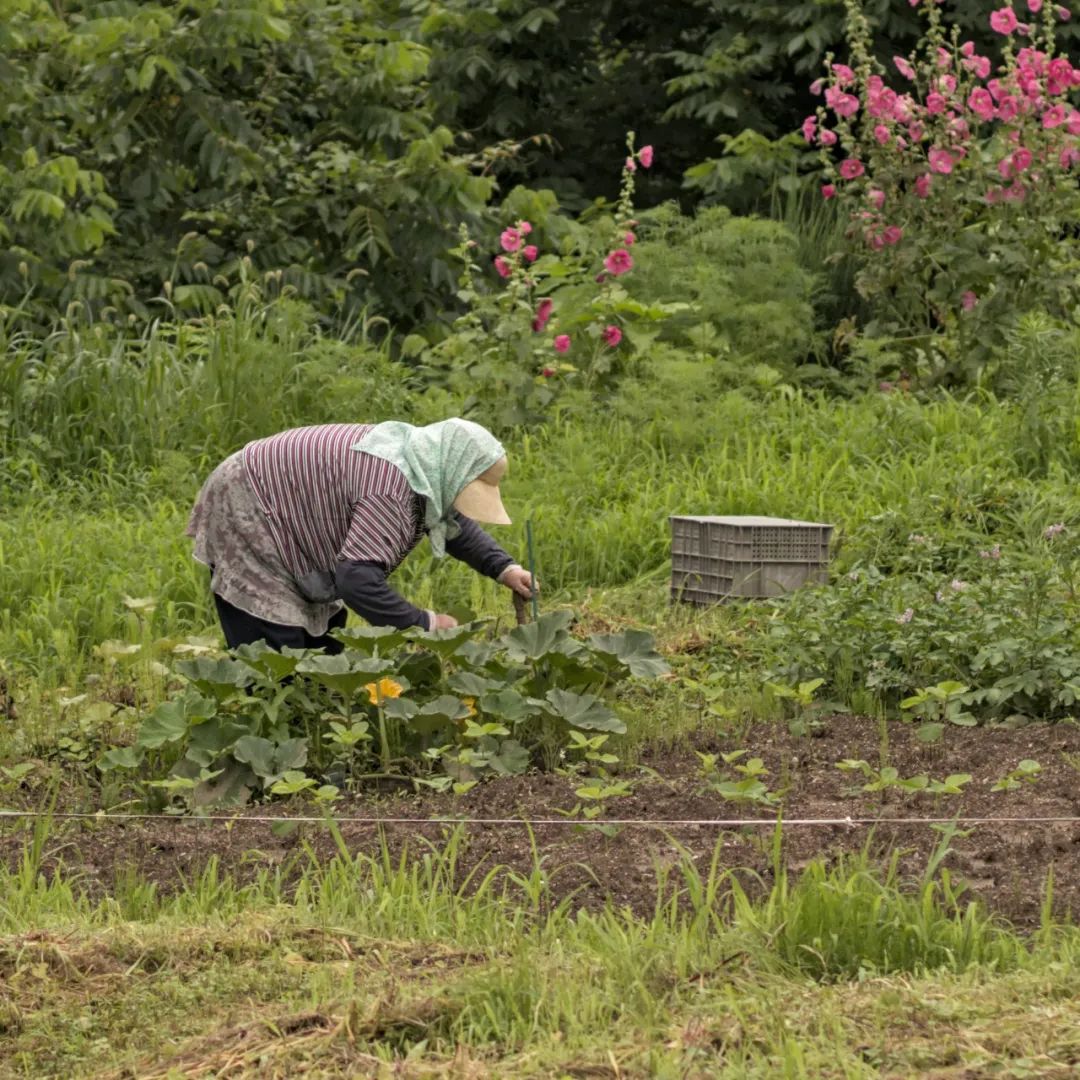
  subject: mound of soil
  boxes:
[5,716,1080,927]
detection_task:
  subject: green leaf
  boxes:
[233,642,308,680]
[404,623,483,658]
[448,672,504,697]
[502,610,575,661]
[544,689,625,733]
[587,630,670,678]
[478,689,541,723]
[97,746,144,771]
[412,695,471,734]
[175,657,256,700]
[330,625,407,656]
[137,693,217,749]
[486,738,531,777]
[295,653,391,697]
[232,735,275,778]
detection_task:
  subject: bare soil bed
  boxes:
[6,715,1080,927]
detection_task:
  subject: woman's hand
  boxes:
[499,565,537,599]
[431,613,459,630]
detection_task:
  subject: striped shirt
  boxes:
[242,424,423,578]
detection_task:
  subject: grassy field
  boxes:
[6,313,1080,1076]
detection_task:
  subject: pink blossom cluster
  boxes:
[806,2,1080,267]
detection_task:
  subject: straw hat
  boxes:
[453,456,511,525]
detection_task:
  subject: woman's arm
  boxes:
[445,512,535,598]
[334,560,432,630]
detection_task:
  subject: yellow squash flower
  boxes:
[364,678,404,705]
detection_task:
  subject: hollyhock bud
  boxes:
[519,221,532,234]
[937,47,952,69]
[810,78,825,95]
[915,173,932,198]
[625,157,637,173]
[500,228,522,253]
[961,41,976,57]
[874,124,891,145]
[802,115,818,142]
[868,188,886,209]
[819,128,838,146]
[1057,5,1070,18]
[894,56,916,79]
[638,145,654,168]
[522,245,538,262]
[624,231,636,245]
[839,158,865,180]
[1068,110,1080,136]
[1028,0,1042,10]
[532,298,554,333]
[553,335,571,354]
[821,183,837,199]
[962,291,978,310]
[602,324,623,347]
[541,367,556,378]
[494,256,512,278]
[882,225,903,246]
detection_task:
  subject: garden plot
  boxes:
[6,713,1080,927]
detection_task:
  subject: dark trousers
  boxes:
[213,593,347,654]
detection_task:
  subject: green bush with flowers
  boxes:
[413,136,690,432]
[807,0,1080,385]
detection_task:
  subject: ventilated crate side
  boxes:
[670,515,833,604]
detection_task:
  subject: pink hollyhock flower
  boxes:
[522,245,538,262]
[894,56,916,79]
[1043,103,1068,128]
[962,290,978,310]
[909,121,925,141]
[624,231,636,245]
[1068,110,1080,136]
[500,228,522,253]
[915,173,932,198]
[602,324,623,347]
[1028,0,1043,9]
[866,231,886,251]
[997,95,1020,121]
[826,86,860,117]
[1057,5,1070,18]
[998,156,1014,180]
[990,6,1019,33]
[519,221,532,234]
[802,115,818,142]
[969,89,996,121]
[961,41,976,57]
[868,188,886,209]
[1012,147,1033,171]
[882,225,903,246]
[603,248,634,276]
[819,128,838,146]
[832,63,855,85]
[839,158,865,180]
[1061,146,1080,169]
[494,256,512,278]
[821,183,837,200]
[532,298,554,333]
[928,147,955,174]
[553,335,571,354]
[926,92,947,115]
[937,47,952,69]
[541,367,556,378]
[810,78,825,96]
[624,156,637,173]
[638,145,654,168]
[969,56,992,78]
[938,74,958,93]
[874,124,891,145]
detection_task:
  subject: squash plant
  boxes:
[100,611,668,808]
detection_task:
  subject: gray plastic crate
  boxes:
[670,515,833,604]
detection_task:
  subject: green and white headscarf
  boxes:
[355,418,506,557]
